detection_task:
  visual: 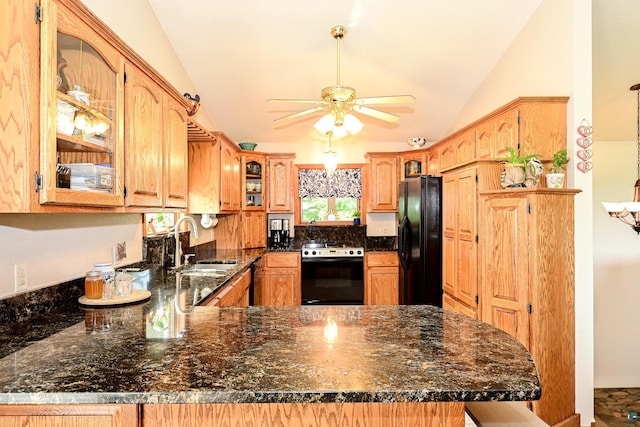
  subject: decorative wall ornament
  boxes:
[576,118,592,173]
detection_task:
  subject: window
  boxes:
[297,166,362,224]
[301,197,359,222]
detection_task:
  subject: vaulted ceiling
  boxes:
[147,0,544,145]
[145,1,638,146]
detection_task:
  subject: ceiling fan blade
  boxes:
[355,95,416,105]
[267,98,330,105]
[273,106,327,122]
[352,105,400,122]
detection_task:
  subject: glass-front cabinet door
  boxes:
[40,0,124,207]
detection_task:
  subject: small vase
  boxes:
[353,218,360,226]
[545,173,565,188]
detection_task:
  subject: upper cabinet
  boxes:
[266,154,295,213]
[41,0,126,208]
[187,125,242,214]
[398,152,425,181]
[123,64,163,207]
[162,96,188,209]
[0,0,190,212]
[365,153,398,212]
[242,153,266,210]
[124,64,189,209]
[216,132,241,212]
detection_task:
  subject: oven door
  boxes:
[301,257,364,305]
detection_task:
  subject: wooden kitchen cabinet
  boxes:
[261,252,301,306]
[442,166,478,318]
[399,152,425,180]
[188,128,241,214]
[478,188,579,426]
[266,154,295,213]
[0,404,138,427]
[124,64,188,209]
[241,211,267,249]
[217,132,242,212]
[437,139,455,171]
[1,0,128,211]
[202,269,251,307]
[124,64,164,207]
[364,252,399,305]
[162,96,188,208]
[365,153,398,212]
[242,153,266,210]
[1,0,194,212]
[424,149,440,176]
[476,109,518,160]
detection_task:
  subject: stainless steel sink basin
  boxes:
[180,260,238,275]
[191,262,236,271]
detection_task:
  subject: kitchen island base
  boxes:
[143,402,465,427]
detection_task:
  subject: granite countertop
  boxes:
[0,248,265,359]
[0,302,541,405]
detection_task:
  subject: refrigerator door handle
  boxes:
[399,216,411,270]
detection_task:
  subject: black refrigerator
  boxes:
[398,175,443,306]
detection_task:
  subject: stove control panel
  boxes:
[302,247,364,258]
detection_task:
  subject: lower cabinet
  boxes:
[478,188,578,426]
[364,252,399,305]
[261,252,301,306]
[203,269,251,307]
[0,404,138,427]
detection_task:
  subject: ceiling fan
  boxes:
[267,25,415,135]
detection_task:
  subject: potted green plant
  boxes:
[546,148,568,188]
[501,147,540,188]
[352,210,361,226]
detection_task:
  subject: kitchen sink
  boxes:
[180,260,238,275]
[191,262,236,271]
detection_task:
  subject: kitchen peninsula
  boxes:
[0,277,540,427]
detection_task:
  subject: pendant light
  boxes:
[602,83,640,233]
[323,131,338,177]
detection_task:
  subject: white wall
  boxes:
[593,140,640,386]
[452,0,595,425]
[0,214,142,299]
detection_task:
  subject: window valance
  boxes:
[298,168,362,199]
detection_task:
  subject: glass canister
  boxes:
[94,262,115,299]
[84,271,104,299]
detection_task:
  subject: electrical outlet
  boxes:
[14,263,27,292]
[381,228,387,236]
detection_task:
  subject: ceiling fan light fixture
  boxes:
[314,113,362,137]
[344,113,363,134]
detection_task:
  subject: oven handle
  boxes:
[301,257,364,263]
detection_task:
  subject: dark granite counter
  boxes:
[0,248,265,359]
[0,302,540,405]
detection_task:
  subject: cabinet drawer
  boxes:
[266,252,300,268]
[365,252,399,267]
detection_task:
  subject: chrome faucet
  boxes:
[171,216,199,268]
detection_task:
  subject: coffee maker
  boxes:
[269,219,290,249]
